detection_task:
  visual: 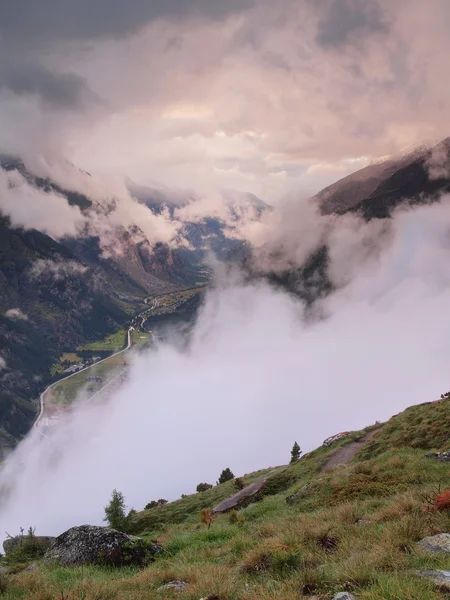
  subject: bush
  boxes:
[234,478,245,491]
[197,483,213,493]
[145,499,168,510]
[104,489,134,532]
[4,528,47,565]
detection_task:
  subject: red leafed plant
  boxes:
[422,486,450,512]
[433,490,450,512]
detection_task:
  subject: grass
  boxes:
[50,353,83,376]
[78,329,128,352]
[45,352,128,407]
[5,399,450,599]
[358,399,450,459]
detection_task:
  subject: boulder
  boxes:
[418,533,450,554]
[44,525,161,567]
[212,479,267,514]
[332,593,357,600]
[416,570,450,590]
[322,432,352,447]
[3,535,55,555]
[425,451,450,462]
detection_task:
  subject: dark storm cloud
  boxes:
[0,0,251,110]
[315,0,389,48]
[0,0,254,46]
[0,64,94,109]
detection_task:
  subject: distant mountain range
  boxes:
[0,158,268,446]
[230,137,450,300]
[2,137,450,446]
[314,137,450,218]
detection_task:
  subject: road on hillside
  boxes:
[34,327,133,430]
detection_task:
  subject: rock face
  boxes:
[3,536,55,555]
[425,450,450,462]
[212,479,267,514]
[418,533,450,554]
[416,570,450,590]
[44,525,161,567]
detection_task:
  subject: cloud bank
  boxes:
[2,195,450,539]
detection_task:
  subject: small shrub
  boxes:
[197,483,213,493]
[234,478,245,491]
[431,489,450,512]
[200,508,216,529]
[4,528,47,565]
[228,510,241,524]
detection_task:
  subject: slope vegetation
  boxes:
[4,396,450,599]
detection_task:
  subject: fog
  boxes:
[2,195,450,542]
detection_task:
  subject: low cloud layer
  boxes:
[2,196,450,538]
[0,169,85,238]
[5,308,28,321]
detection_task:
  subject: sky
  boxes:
[0,0,450,202]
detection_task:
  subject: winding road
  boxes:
[34,327,132,430]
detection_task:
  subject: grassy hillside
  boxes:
[0,215,147,446]
[4,397,450,599]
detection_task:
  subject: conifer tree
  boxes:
[290,441,301,463]
[217,468,235,484]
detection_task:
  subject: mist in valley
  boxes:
[2,194,450,541]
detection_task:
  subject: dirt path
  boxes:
[322,428,380,471]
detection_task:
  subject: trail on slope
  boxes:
[322,428,380,471]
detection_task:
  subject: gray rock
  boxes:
[212,479,267,514]
[332,593,357,600]
[3,535,55,555]
[44,525,162,567]
[425,450,450,462]
[323,432,352,447]
[418,533,450,554]
[416,570,450,590]
[356,519,374,527]
[158,580,188,592]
